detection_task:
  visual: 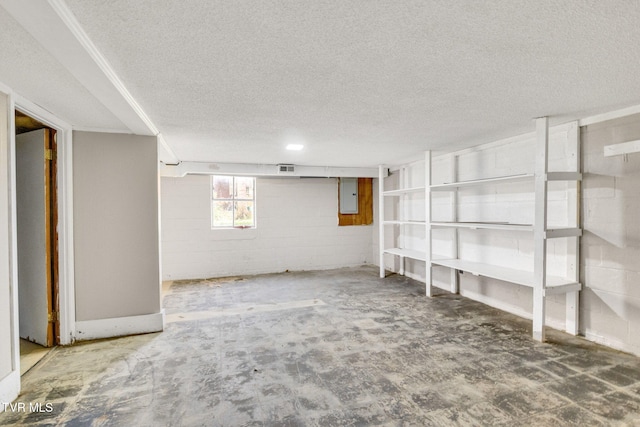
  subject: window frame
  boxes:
[211,175,256,229]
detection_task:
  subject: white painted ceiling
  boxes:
[3,1,640,167]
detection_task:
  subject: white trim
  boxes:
[0,86,20,405]
[75,311,165,341]
[6,94,19,379]
[1,1,181,164]
[47,0,180,165]
[579,103,640,127]
[14,94,76,345]
[48,0,156,134]
[0,371,20,407]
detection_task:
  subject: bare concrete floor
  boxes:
[2,266,640,426]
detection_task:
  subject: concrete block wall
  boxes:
[581,113,640,355]
[377,127,581,335]
[379,161,427,282]
[375,118,640,356]
[161,175,374,280]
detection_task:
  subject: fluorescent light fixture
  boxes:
[286,144,304,151]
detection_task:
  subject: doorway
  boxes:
[15,110,59,373]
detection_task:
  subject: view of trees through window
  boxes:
[211,176,255,228]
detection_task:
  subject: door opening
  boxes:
[15,110,59,372]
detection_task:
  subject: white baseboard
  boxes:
[75,310,164,341]
[584,331,640,357]
[460,289,567,332]
[0,370,20,407]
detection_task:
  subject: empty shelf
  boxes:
[384,248,427,262]
[431,221,534,231]
[430,258,581,294]
[383,187,426,196]
[430,222,581,238]
[384,220,427,225]
[430,173,534,190]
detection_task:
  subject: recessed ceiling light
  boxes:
[286,144,304,151]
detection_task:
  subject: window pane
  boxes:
[213,201,233,227]
[235,177,254,199]
[234,201,254,227]
[212,176,232,199]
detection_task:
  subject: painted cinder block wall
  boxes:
[375,116,640,356]
[160,175,374,280]
[580,113,640,354]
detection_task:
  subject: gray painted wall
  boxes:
[73,131,160,321]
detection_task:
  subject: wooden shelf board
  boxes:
[430,222,581,238]
[383,187,426,196]
[384,248,427,262]
[383,221,427,226]
[430,258,581,293]
[431,221,533,231]
[430,173,534,190]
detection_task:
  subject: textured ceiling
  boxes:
[7,1,640,167]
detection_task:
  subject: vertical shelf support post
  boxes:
[378,165,385,278]
[533,117,549,342]
[448,153,459,294]
[565,121,581,335]
[398,167,406,276]
[425,151,433,297]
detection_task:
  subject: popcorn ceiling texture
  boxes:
[60,0,640,166]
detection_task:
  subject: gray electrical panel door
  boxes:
[340,178,358,214]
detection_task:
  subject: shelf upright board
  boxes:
[425,151,432,296]
[532,117,549,342]
[378,165,385,278]
[565,121,581,335]
[379,154,431,287]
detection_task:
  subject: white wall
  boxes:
[161,175,374,280]
[0,89,19,404]
[377,119,640,356]
[73,132,161,324]
[581,114,640,355]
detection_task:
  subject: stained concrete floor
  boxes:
[2,266,640,426]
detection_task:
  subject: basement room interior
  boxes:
[1,1,640,425]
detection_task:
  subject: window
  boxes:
[211,176,256,228]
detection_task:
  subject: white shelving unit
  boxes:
[378,154,429,279]
[380,117,582,341]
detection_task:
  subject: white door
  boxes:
[16,129,52,346]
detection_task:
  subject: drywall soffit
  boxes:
[160,161,381,178]
[1,0,180,164]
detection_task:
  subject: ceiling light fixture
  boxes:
[286,144,304,151]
